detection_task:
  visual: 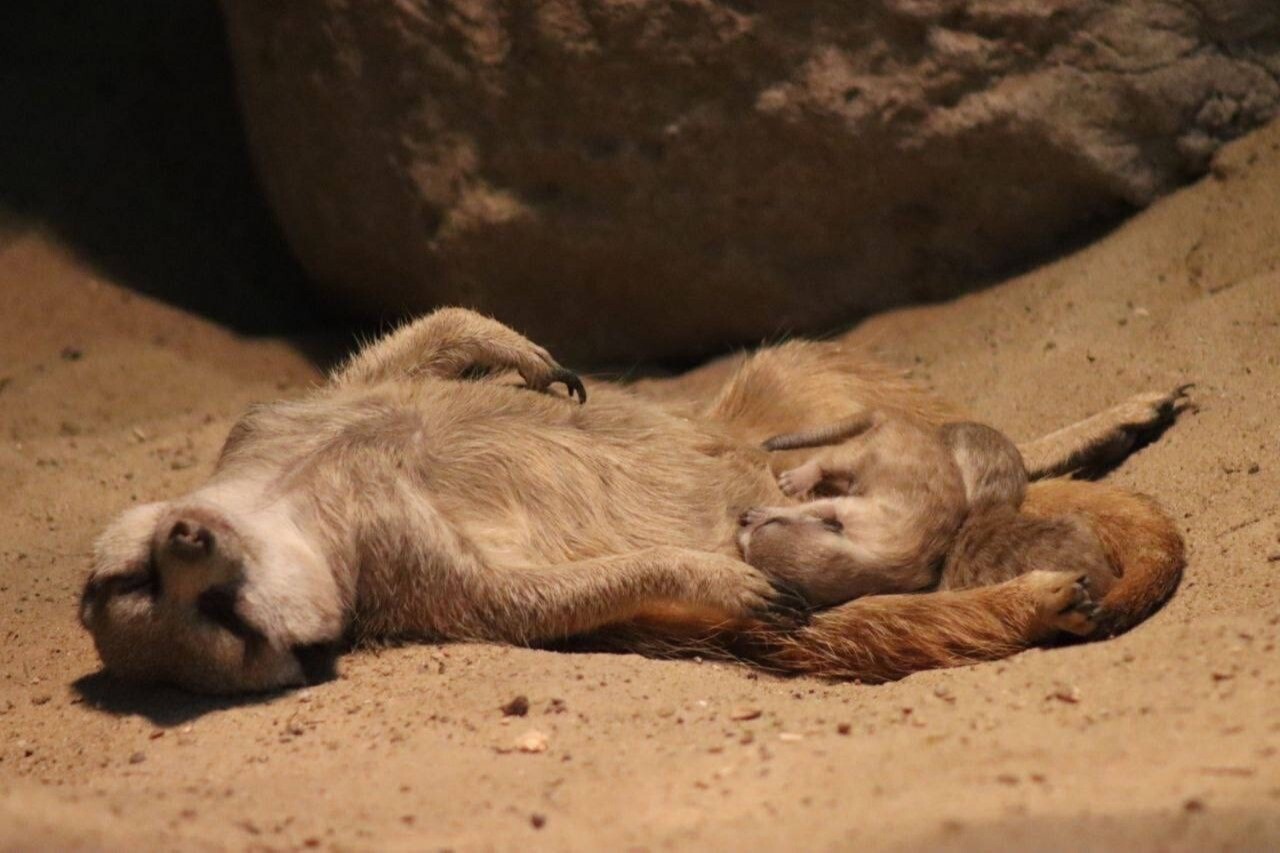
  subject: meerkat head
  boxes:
[737,509,859,607]
[80,479,348,693]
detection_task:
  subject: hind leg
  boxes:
[1017,386,1192,478]
[777,461,825,497]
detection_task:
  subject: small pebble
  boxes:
[514,730,549,753]
[1049,686,1080,704]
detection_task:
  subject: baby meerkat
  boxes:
[737,410,969,607]
[738,414,1119,608]
[937,423,1117,598]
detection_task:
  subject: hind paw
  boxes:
[1113,384,1194,431]
[777,463,821,498]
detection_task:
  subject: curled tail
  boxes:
[1019,478,1185,637]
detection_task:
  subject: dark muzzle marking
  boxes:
[195,583,261,642]
[291,643,339,685]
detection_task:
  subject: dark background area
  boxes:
[0,1,330,335]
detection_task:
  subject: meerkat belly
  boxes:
[843,495,940,567]
[405,383,780,566]
[860,443,967,562]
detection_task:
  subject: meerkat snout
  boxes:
[152,508,245,607]
[165,519,216,560]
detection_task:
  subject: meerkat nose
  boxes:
[167,519,215,560]
[155,513,241,608]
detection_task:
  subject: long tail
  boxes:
[762,411,879,451]
[575,587,1045,682]
[748,580,1052,681]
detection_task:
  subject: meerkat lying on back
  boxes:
[79,308,1181,693]
[737,413,1118,608]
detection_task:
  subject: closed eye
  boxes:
[82,562,159,607]
[821,518,844,534]
[196,584,262,641]
[80,563,159,627]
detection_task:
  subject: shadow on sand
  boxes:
[0,2,333,337]
[71,670,287,727]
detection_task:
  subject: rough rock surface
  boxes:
[222,0,1280,364]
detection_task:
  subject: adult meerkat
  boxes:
[80,308,1189,692]
[738,416,1118,608]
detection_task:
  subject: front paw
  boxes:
[738,507,776,529]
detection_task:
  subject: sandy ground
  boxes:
[2,119,1279,851]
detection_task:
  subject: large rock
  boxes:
[221,0,1280,364]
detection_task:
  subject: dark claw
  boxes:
[1171,384,1197,415]
[460,363,494,381]
[1057,578,1088,615]
[549,367,587,404]
[1058,576,1101,618]
[1154,384,1196,419]
[761,578,814,627]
